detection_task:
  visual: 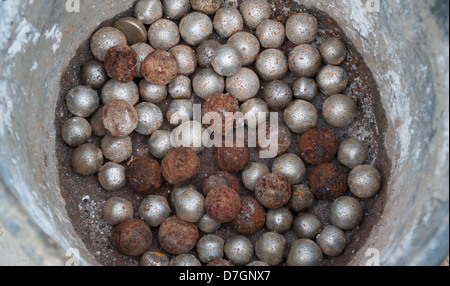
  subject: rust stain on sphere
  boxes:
[205,186,242,223]
[207,259,235,266]
[114,219,152,257]
[203,171,240,196]
[102,100,138,137]
[230,196,266,235]
[215,140,250,173]
[310,162,349,201]
[299,129,339,165]
[104,45,139,83]
[202,93,240,135]
[158,216,199,255]
[142,50,178,85]
[255,173,292,209]
[126,157,163,194]
[161,147,201,186]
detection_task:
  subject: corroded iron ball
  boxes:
[114,219,152,257]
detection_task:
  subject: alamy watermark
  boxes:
[365,0,381,13]
[66,0,80,13]
[65,248,80,266]
[365,248,381,266]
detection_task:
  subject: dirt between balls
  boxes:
[55,1,391,266]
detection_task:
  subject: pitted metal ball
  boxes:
[319,37,347,65]
[255,48,289,81]
[174,188,205,223]
[191,0,223,14]
[170,254,202,266]
[197,40,221,68]
[272,153,306,185]
[196,234,225,264]
[287,239,323,266]
[330,196,363,231]
[170,45,197,76]
[168,75,192,99]
[224,235,254,265]
[148,130,175,159]
[213,8,244,38]
[289,44,322,78]
[266,207,294,233]
[196,213,222,233]
[292,77,318,102]
[316,225,346,257]
[293,213,323,240]
[135,102,164,136]
[338,139,368,169]
[212,44,243,77]
[226,67,260,102]
[171,120,207,154]
[286,13,318,45]
[81,60,108,90]
[162,0,191,19]
[103,197,133,225]
[167,99,194,125]
[148,19,180,51]
[66,85,100,118]
[179,12,214,46]
[134,0,163,25]
[255,232,287,266]
[316,65,349,96]
[284,100,318,134]
[139,80,168,104]
[90,27,127,62]
[242,162,270,191]
[240,0,271,29]
[101,135,133,163]
[262,80,293,111]
[228,32,261,66]
[101,79,140,106]
[131,43,155,78]
[139,195,171,227]
[98,162,127,191]
[71,143,104,176]
[288,184,315,213]
[193,68,225,100]
[140,252,170,266]
[349,165,382,199]
[62,117,92,147]
[240,98,270,127]
[323,94,357,128]
[256,19,285,49]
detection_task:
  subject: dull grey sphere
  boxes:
[167,99,194,125]
[292,77,318,101]
[316,65,349,96]
[213,8,244,38]
[286,13,318,45]
[197,234,225,264]
[101,80,140,106]
[139,80,168,104]
[193,68,225,100]
[224,235,254,265]
[81,60,108,90]
[90,27,127,62]
[228,32,261,66]
[132,43,155,78]
[71,143,104,176]
[289,44,322,78]
[284,100,318,133]
[287,239,323,266]
[323,94,357,128]
[148,130,174,159]
[196,213,222,233]
[135,102,164,135]
[272,153,306,185]
[163,0,191,19]
[293,213,323,240]
[140,252,170,266]
[66,86,100,118]
[338,139,368,169]
[212,44,243,77]
[330,196,364,231]
[242,162,270,191]
[262,80,293,111]
[240,98,270,127]
[319,37,347,65]
[255,232,287,266]
[349,165,382,199]
[316,225,346,257]
[98,162,127,191]
[266,207,294,233]
[179,12,214,46]
[255,48,288,81]
[240,0,271,29]
[174,188,205,223]
[148,19,180,50]
[170,45,197,76]
[101,135,133,163]
[62,117,92,147]
[197,40,221,68]
[289,184,315,213]
[134,0,163,25]
[170,254,202,266]
[103,197,133,226]
[226,67,260,102]
[256,19,285,49]
[139,195,172,227]
[168,75,192,99]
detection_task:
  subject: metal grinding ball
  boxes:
[168,75,192,99]
[140,252,170,266]
[262,80,293,111]
[265,207,294,233]
[201,93,240,136]
[90,27,127,62]
[101,80,140,106]
[104,45,139,83]
[171,185,197,205]
[193,68,225,100]
[215,140,250,173]
[203,171,240,196]
[62,117,92,147]
[248,261,270,266]
[240,0,271,29]
[255,48,289,81]
[283,100,318,134]
[66,85,100,118]
[142,50,179,85]
[224,235,254,265]
[114,219,153,257]
[139,195,171,227]
[226,67,260,102]
[227,32,261,66]
[135,102,164,136]
[286,13,318,45]
[299,129,339,165]
[80,60,108,90]
[288,184,315,213]
[139,80,167,104]
[148,19,180,51]
[242,162,270,191]
[292,77,318,102]
[241,98,270,127]
[287,239,323,266]
[348,165,382,199]
[148,130,175,159]
[338,139,368,169]
[98,162,127,191]
[272,153,306,185]
[310,162,349,201]
[213,7,244,38]
[131,43,155,78]
[158,216,199,255]
[126,157,163,194]
[230,196,266,235]
[293,213,323,240]
[212,44,244,77]
[330,196,364,231]
[319,37,347,66]
[197,235,225,264]
[197,39,221,68]
[316,225,346,257]
[102,100,139,138]
[205,186,242,223]
[113,17,148,46]
[316,65,349,96]
[101,134,133,163]
[170,254,202,266]
[161,147,201,186]
[289,44,322,78]
[196,213,222,233]
[179,12,214,46]
[191,0,223,14]
[162,0,191,19]
[90,108,107,137]
[256,19,286,49]
[255,232,287,266]
[134,0,163,25]
[166,99,194,125]
[174,188,206,223]
[323,94,357,128]
[71,143,104,176]
[257,122,293,158]
[255,173,292,209]
[103,197,133,225]
[169,45,197,76]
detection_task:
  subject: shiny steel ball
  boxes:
[224,235,254,265]
[81,60,108,90]
[135,102,164,135]
[330,196,364,231]
[323,94,357,128]
[132,43,155,78]
[213,8,244,38]
[170,254,202,266]
[316,65,349,95]
[168,75,192,99]
[289,44,322,78]
[240,98,270,127]
[338,139,368,169]
[240,0,271,29]
[174,188,205,223]
[134,0,163,25]
[348,165,382,199]
[170,45,197,76]
[140,252,170,266]
[148,19,180,50]
[262,80,293,111]
[197,39,221,68]
[193,68,225,100]
[227,32,261,66]
[226,67,260,102]
[191,0,223,14]
[103,197,133,225]
[90,108,106,137]
[101,79,139,106]
[286,13,318,45]
[287,239,323,266]
[139,80,167,104]
[62,117,92,147]
[139,195,172,227]
[284,100,318,134]
[242,162,270,191]
[98,162,127,191]
[171,185,198,205]
[162,0,191,19]
[265,207,294,233]
[289,184,315,213]
[66,86,100,118]
[316,225,346,257]
[272,153,306,185]
[196,234,225,264]
[319,37,347,65]
[255,232,287,266]
[167,99,194,125]
[212,44,243,77]
[90,27,127,62]
[255,48,288,81]
[292,77,318,101]
[179,12,214,46]
[196,213,222,233]
[248,261,270,266]
[148,130,175,159]
[256,19,285,49]
[71,143,104,176]
[293,213,323,239]
[101,135,133,163]
[171,120,206,153]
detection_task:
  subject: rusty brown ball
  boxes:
[114,219,152,257]
[142,50,178,85]
[102,100,139,138]
[299,129,339,165]
[126,157,163,194]
[161,147,201,186]
[230,196,266,235]
[205,186,242,223]
[202,93,240,135]
[158,216,199,255]
[215,141,250,173]
[104,45,139,83]
[255,173,292,209]
[203,171,240,196]
[310,162,349,201]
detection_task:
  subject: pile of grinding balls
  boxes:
[61,0,383,266]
